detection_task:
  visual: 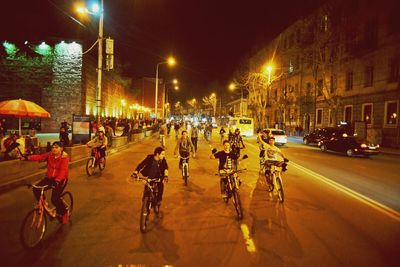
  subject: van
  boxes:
[228,117,254,137]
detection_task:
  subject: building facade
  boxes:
[247,0,400,147]
[0,39,143,132]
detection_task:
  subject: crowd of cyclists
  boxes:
[19,118,288,227]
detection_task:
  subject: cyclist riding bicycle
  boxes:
[132,146,169,208]
[20,141,70,224]
[257,129,270,160]
[219,127,226,143]
[264,136,288,184]
[230,128,245,157]
[174,130,195,170]
[190,125,199,152]
[86,131,108,159]
[210,140,240,199]
[159,123,167,147]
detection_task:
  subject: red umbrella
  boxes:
[0,99,51,134]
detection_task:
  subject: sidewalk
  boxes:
[287,136,400,156]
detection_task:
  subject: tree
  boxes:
[202,95,217,117]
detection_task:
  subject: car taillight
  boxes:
[376,144,380,148]
[360,144,367,148]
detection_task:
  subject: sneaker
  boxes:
[221,193,227,199]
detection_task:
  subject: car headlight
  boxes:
[360,144,367,148]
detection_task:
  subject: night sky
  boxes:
[1,0,325,102]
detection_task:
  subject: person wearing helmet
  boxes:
[87,131,108,159]
[20,141,70,224]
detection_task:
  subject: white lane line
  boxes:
[290,161,400,222]
[240,224,257,253]
[245,141,400,222]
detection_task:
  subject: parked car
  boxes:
[303,127,351,145]
[319,135,380,157]
[265,128,287,146]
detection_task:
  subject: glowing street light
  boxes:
[76,0,104,124]
[155,56,176,120]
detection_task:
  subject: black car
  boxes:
[303,127,350,145]
[319,135,380,157]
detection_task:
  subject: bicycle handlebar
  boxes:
[215,168,247,176]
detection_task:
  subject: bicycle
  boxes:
[180,155,190,185]
[20,183,73,248]
[131,173,163,233]
[264,159,289,203]
[86,147,106,176]
[217,168,246,220]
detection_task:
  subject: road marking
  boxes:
[240,224,257,253]
[290,161,400,222]
[245,140,400,222]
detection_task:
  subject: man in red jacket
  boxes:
[22,141,70,224]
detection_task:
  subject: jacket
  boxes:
[136,154,168,177]
[28,152,69,182]
[174,137,195,155]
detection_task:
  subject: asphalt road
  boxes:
[1,130,399,267]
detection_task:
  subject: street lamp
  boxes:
[155,56,176,120]
[77,0,104,124]
[165,79,179,119]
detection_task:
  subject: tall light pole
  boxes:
[155,57,176,120]
[77,1,104,124]
[165,79,178,119]
[97,0,104,124]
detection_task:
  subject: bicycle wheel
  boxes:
[61,191,74,217]
[276,176,284,203]
[20,208,47,248]
[232,189,243,220]
[98,157,106,171]
[183,165,188,186]
[86,157,95,176]
[139,196,151,233]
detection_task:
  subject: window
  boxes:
[320,15,329,32]
[328,109,333,125]
[346,71,353,91]
[388,58,399,82]
[344,105,353,123]
[330,75,337,93]
[384,101,398,126]
[317,79,323,96]
[316,108,323,125]
[362,103,373,125]
[364,66,374,87]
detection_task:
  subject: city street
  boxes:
[1,130,399,266]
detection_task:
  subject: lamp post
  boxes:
[165,79,179,119]
[77,0,104,124]
[155,57,176,120]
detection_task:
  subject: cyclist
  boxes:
[210,140,240,199]
[159,123,167,148]
[190,125,199,152]
[174,130,195,171]
[230,128,245,156]
[20,141,69,224]
[264,136,288,185]
[132,146,169,208]
[219,127,226,143]
[86,131,108,159]
[257,129,270,162]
